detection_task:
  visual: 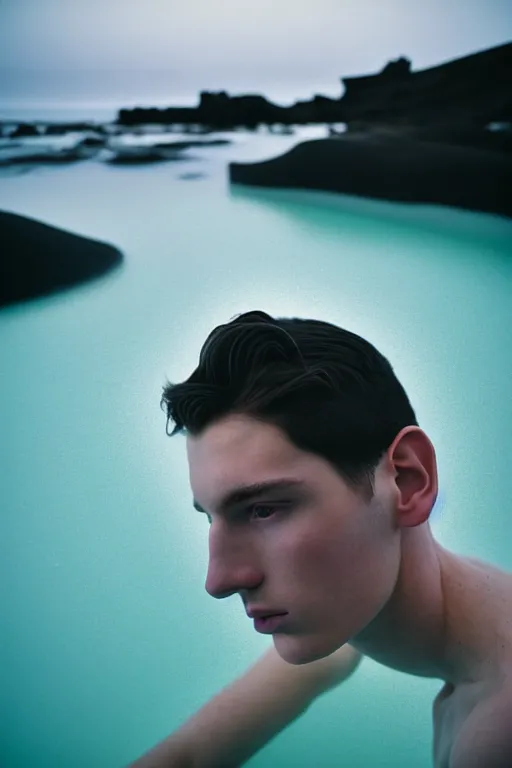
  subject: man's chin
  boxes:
[273,637,337,666]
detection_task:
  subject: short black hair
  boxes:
[160,310,418,499]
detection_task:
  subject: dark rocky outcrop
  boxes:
[104,136,230,163]
[9,123,41,138]
[229,136,512,219]
[152,138,230,149]
[116,42,512,133]
[2,138,104,164]
[339,43,511,127]
[117,92,349,130]
[44,122,102,135]
[0,211,123,308]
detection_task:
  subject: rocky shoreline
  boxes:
[2,41,511,154]
[112,42,511,133]
[1,42,511,219]
[1,42,511,309]
[0,130,233,166]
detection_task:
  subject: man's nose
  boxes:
[205,552,262,600]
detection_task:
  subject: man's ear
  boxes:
[386,426,438,528]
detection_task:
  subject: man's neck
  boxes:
[349,527,477,684]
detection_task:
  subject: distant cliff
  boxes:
[339,42,511,126]
[117,42,512,131]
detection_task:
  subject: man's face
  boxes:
[186,413,402,665]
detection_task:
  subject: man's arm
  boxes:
[127,644,362,768]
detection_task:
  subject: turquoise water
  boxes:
[1,128,511,767]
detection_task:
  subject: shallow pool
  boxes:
[1,128,511,767]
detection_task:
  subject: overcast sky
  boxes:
[1,0,511,108]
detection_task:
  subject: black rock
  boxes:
[0,211,123,308]
[9,123,40,138]
[229,136,512,219]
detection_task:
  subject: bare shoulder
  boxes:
[464,555,512,582]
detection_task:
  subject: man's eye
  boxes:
[205,505,285,526]
[250,504,278,520]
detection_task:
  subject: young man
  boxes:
[129,310,512,768]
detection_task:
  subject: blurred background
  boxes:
[1,2,512,767]
[1,0,511,119]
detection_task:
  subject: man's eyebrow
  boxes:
[192,478,307,515]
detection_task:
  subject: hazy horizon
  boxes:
[1,0,511,112]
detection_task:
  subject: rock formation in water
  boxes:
[228,135,512,219]
[9,123,41,138]
[0,211,123,309]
